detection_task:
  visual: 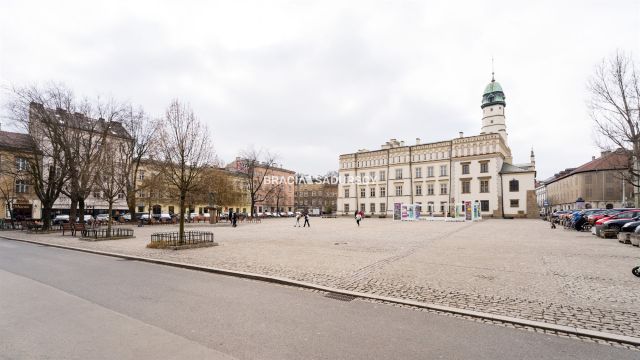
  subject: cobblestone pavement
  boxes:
[5,217,640,341]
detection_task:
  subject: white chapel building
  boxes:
[336,75,537,218]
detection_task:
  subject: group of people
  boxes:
[294,212,311,227]
[293,210,365,227]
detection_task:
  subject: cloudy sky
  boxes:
[1,0,638,179]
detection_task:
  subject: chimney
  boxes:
[600,150,611,157]
[459,131,464,138]
[416,137,421,145]
[400,141,405,146]
[592,155,596,161]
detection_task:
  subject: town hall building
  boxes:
[336,74,537,218]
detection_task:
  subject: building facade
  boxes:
[544,150,633,210]
[226,158,295,214]
[294,182,338,214]
[337,75,537,218]
[0,131,41,219]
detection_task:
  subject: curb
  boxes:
[3,234,640,347]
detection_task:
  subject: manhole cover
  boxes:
[324,292,357,302]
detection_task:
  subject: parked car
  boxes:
[595,209,640,237]
[589,209,624,225]
[600,215,640,237]
[95,214,110,222]
[53,214,70,225]
[159,213,172,222]
[122,213,132,222]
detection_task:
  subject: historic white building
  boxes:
[337,75,537,218]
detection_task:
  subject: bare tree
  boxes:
[589,51,640,204]
[159,100,214,241]
[60,98,125,224]
[120,105,158,218]
[238,148,278,216]
[4,84,71,230]
[94,138,128,236]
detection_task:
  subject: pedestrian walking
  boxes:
[303,213,310,227]
[294,213,301,227]
[232,212,237,227]
[355,212,362,227]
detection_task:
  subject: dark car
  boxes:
[596,210,640,237]
[617,220,640,243]
[601,215,640,235]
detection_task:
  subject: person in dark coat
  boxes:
[303,213,310,227]
[232,212,237,227]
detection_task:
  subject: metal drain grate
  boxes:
[324,292,357,302]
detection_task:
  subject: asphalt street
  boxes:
[0,238,636,360]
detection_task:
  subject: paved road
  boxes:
[0,239,636,360]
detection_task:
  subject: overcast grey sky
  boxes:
[1,0,638,179]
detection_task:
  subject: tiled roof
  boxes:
[571,151,628,174]
[0,131,35,152]
[500,162,533,174]
[545,150,629,185]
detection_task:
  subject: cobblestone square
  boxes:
[5,217,640,339]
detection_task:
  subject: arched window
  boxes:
[509,179,519,192]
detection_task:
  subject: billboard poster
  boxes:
[401,204,409,220]
[393,203,402,220]
[465,201,472,220]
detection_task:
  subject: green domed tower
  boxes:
[480,73,508,144]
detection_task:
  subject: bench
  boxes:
[62,223,73,236]
[72,223,86,236]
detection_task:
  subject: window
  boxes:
[311,191,316,197]
[427,183,434,195]
[360,173,365,182]
[427,166,434,177]
[93,190,101,198]
[370,187,376,197]
[480,162,489,173]
[440,165,447,176]
[415,167,422,178]
[481,200,489,212]
[138,170,145,181]
[15,179,28,193]
[379,171,386,181]
[380,187,386,197]
[16,157,28,171]
[440,183,448,195]
[509,179,519,192]
[380,203,386,213]
[440,201,446,213]
[462,180,471,194]
[480,180,489,193]
[344,188,350,198]
[360,203,366,212]
[510,199,519,208]
[462,164,470,175]
[369,171,376,181]
[415,184,422,196]
[344,204,350,213]
[168,206,174,213]
[395,185,403,196]
[395,169,403,179]
[117,192,125,200]
[370,203,375,213]
[360,188,366,198]
[137,206,144,212]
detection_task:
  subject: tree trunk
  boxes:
[41,205,52,231]
[179,193,186,244]
[107,200,113,237]
[69,198,78,225]
[79,198,86,224]
[251,197,256,217]
[127,190,136,221]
